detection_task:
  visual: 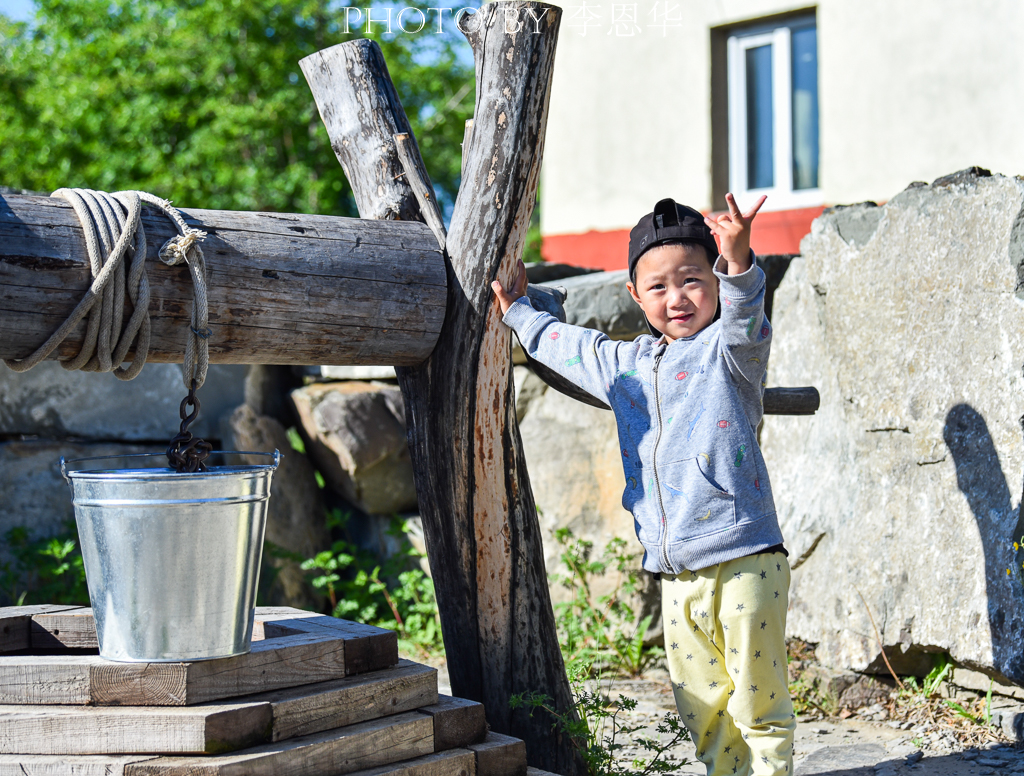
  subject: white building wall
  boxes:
[540,0,1024,236]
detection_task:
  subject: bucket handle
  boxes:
[61,450,281,482]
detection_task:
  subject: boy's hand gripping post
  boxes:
[492,257,528,315]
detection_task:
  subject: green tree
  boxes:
[0,0,476,217]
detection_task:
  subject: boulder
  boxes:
[760,169,1024,685]
[291,381,416,515]
[226,405,329,610]
[0,362,247,441]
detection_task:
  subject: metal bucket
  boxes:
[61,451,280,662]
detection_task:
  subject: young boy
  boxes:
[492,194,794,776]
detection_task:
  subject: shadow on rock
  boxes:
[943,403,1024,683]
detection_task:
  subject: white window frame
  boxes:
[727,22,821,211]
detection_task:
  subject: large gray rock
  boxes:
[760,170,1024,685]
[291,381,417,515]
[0,363,247,441]
[226,405,329,610]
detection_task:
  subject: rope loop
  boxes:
[2,188,210,391]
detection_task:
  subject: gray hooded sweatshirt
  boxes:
[501,256,783,573]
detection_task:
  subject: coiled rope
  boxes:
[2,188,210,392]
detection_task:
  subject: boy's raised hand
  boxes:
[491,257,528,315]
[704,192,767,274]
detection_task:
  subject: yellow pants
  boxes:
[663,553,795,776]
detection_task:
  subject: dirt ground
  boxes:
[432,662,1024,775]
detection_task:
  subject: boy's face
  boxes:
[626,243,719,343]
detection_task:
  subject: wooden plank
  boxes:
[125,710,434,776]
[30,608,96,649]
[419,695,487,752]
[346,748,476,776]
[0,700,272,755]
[0,754,157,775]
[0,630,346,706]
[0,655,95,704]
[468,733,527,776]
[0,195,446,366]
[249,659,437,742]
[0,605,83,653]
[256,608,399,675]
[93,631,347,706]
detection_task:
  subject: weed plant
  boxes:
[301,509,444,660]
[550,527,664,678]
[0,524,88,606]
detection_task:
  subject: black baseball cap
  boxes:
[627,198,719,283]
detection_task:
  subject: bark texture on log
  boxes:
[300,40,429,224]
[301,7,583,774]
[0,195,445,366]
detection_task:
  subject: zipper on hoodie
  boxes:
[650,348,674,574]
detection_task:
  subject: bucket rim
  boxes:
[60,450,281,481]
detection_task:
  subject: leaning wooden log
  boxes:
[530,360,821,415]
[301,7,583,775]
[0,195,445,366]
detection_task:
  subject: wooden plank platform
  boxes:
[0,660,437,755]
[0,605,533,776]
[0,607,397,706]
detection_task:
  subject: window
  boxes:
[726,16,819,208]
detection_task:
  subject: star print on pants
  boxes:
[760,570,767,579]
[777,562,781,571]
[750,684,759,693]
[687,713,696,720]
[717,709,725,717]
[670,619,677,625]
[754,650,761,658]
[736,603,745,611]
[709,681,718,688]
[770,691,776,699]
[686,653,694,660]
[671,642,679,650]
[774,590,779,598]
[733,572,743,579]
[760,621,767,629]
[724,746,732,754]
[709,658,718,665]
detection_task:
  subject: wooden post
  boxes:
[0,195,445,366]
[301,5,583,774]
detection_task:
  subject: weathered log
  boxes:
[300,7,583,775]
[527,363,821,416]
[299,41,426,224]
[0,195,445,366]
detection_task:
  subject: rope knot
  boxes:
[159,228,207,266]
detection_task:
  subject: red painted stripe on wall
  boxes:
[541,206,825,271]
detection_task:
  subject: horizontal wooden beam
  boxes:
[0,194,446,366]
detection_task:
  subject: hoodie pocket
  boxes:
[658,457,737,540]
